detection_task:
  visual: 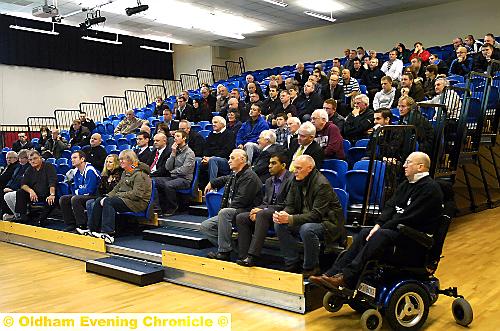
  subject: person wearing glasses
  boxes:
[448,46,473,76]
[309,152,443,290]
[2,150,29,219]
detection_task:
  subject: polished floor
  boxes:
[1,207,499,330]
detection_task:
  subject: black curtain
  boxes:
[0,14,174,80]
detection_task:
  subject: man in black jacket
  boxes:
[147,133,171,177]
[200,149,263,261]
[2,150,29,217]
[82,133,107,171]
[294,63,310,88]
[288,122,324,170]
[69,119,91,147]
[174,96,195,122]
[236,152,293,266]
[201,116,235,183]
[179,120,205,157]
[392,73,425,107]
[12,133,34,152]
[343,94,375,143]
[79,112,96,133]
[296,81,323,122]
[0,151,19,192]
[274,155,344,277]
[133,131,152,164]
[251,130,285,182]
[310,152,443,289]
[397,96,435,155]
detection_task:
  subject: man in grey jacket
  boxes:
[200,149,263,261]
[153,130,195,215]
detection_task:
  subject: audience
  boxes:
[397,96,435,155]
[237,103,269,163]
[294,63,310,88]
[174,95,195,122]
[114,110,147,135]
[449,46,473,76]
[79,112,96,133]
[380,49,403,84]
[343,94,374,143]
[311,109,344,159]
[12,132,34,152]
[147,133,171,178]
[201,116,235,182]
[250,130,285,182]
[82,133,107,171]
[2,150,29,219]
[409,42,431,65]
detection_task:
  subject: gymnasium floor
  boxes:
[1,207,499,330]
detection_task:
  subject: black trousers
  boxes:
[15,189,54,221]
[235,209,274,259]
[59,194,95,226]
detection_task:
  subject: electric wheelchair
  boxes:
[319,183,473,330]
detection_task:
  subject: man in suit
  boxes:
[251,130,285,182]
[294,63,310,88]
[147,133,171,178]
[134,131,152,164]
[178,120,205,157]
[236,152,293,266]
[158,108,179,133]
[174,95,194,122]
[288,122,324,171]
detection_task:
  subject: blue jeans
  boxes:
[89,196,131,233]
[207,157,231,182]
[275,222,324,270]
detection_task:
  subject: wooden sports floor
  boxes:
[1,207,499,330]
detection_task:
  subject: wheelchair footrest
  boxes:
[438,286,460,298]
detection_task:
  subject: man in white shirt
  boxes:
[381,50,404,84]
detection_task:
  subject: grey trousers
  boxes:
[199,207,238,253]
[4,191,17,217]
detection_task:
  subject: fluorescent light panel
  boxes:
[261,0,288,7]
[297,0,345,13]
[9,24,59,35]
[140,45,173,53]
[304,11,336,23]
[81,36,122,45]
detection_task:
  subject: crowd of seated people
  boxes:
[0,31,498,270]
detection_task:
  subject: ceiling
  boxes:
[0,0,458,48]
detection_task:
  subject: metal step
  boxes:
[158,214,206,231]
[86,256,164,286]
[143,227,212,249]
[188,204,208,217]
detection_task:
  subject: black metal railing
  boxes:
[145,84,167,104]
[163,79,183,97]
[225,57,245,78]
[54,109,81,130]
[196,69,214,86]
[103,96,127,117]
[79,102,107,122]
[180,74,200,91]
[124,90,148,110]
[27,117,57,137]
[211,64,229,83]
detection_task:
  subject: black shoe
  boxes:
[282,262,302,273]
[207,251,231,261]
[236,255,257,267]
[302,266,321,279]
[63,225,76,232]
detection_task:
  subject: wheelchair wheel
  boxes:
[360,309,382,331]
[452,298,473,326]
[385,283,430,330]
[323,291,344,313]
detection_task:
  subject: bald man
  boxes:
[147,133,172,178]
[274,155,344,278]
[82,133,107,171]
[310,152,444,290]
[114,110,148,135]
[200,149,263,261]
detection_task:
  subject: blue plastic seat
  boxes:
[57,174,65,182]
[118,144,131,151]
[57,164,71,175]
[346,147,367,167]
[112,120,121,128]
[177,159,201,197]
[118,180,156,219]
[70,145,81,152]
[333,188,349,220]
[190,124,202,133]
[106,123,115,135]
[56,158,69,166]
[116,137,129,146]
[57,182,70,198]
[105,145,118,154]
[114,133,124,139]
[346,170,368,204]
[204,124,213,131]
[198,121,210,130]
[355,139,370,148]
[198,130,210,139]
[95,123,106,134]
[45,157,56,164]
[61,150,72,159]
[206,191,223,218]
[343,139,352,153]
[359,84,367,94]
[320,169,345,190]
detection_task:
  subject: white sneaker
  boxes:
[3,213,16,221]
[91,232,115,244]
[76,227,92,236]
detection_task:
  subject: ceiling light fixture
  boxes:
[9,23,59,35]
[126,0,149,16]
[304,11,336,23]
[82,34,122,45]
[261,0,288,7]
[140,45,173,53]
[79,10,106,30]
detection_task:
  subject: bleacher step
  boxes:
[158,214,206,231]
[188,204,208,217]
[86,256,164,286]
[143,227,212,249]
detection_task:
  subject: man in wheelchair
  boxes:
[310,151,443,290]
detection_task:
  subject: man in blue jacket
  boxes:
[60,150,100,232]
[236,103,269,163]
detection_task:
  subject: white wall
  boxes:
[229,0,500,71]
[0,64,162,124]
[173,45,213,78]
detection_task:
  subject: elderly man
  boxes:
[311,109,344,159]
[220,96,244,122]
[344,94,375,143]
[147,133,171,177]
[114,110,147,135]
[2,150,29,218]
[236,103,269,163]
[4,150,57,224]
[244,75,263,98]
[297,81,323,122]
[79,112,96,133]
[289,122,324,170]
[200,149,263,261]
[429,78,462,120]
[310,152,443,289]
[12,133,34,152]
[449,46,473,76]
[286,116,301,149]
[174,95,195,122]
[60,151,100,232]
[200,86,217,116]
[251,130,285,182]
[133,131,152,164]
[178,120,205,157]
[380,50,404,84]
[294,63,310,88]
[323,99,345,133]
[153,130,195,216]
[397,96,434,155]
[216,86,230,114]
[236,152,293,266]
[82,133,107,171]
[274,155,344,277]
[201,116,235,182]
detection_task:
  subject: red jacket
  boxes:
[314,121,345,159]
[409,50,431,64]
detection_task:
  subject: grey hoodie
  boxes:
[373,87,396,110]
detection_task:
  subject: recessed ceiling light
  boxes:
[304,11,336,23]
[261,0,288,7]
[297,0,345,13]
[82,35,122,45]
[140,45,173,53]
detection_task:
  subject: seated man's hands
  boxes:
[204,182,213,195]
[249,207,262,222]
[366,224,381,241]
[29,190,38,203]
[273,211,290,225]
[46,195,55,206]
